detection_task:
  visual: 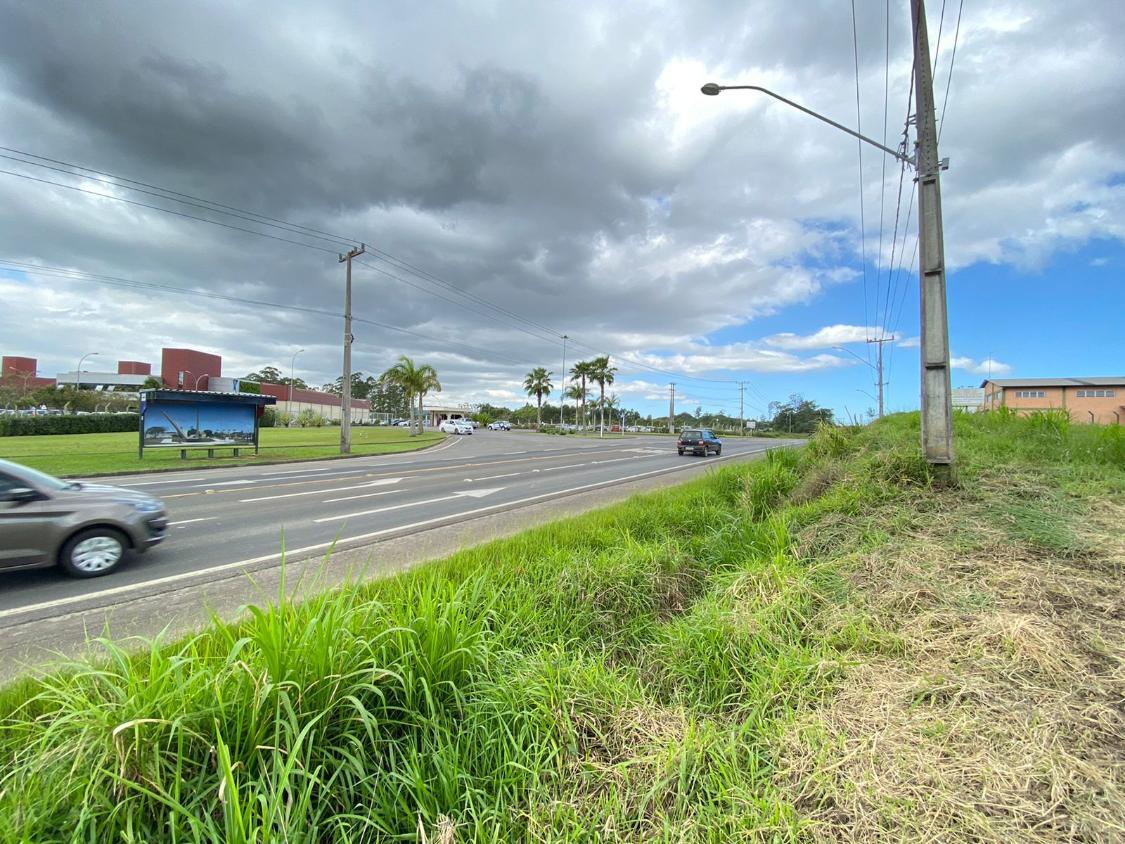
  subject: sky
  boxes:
[1,0,1122,423]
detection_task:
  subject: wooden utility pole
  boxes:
[911,0,954,470]
[338,243,365,454]
[866,335,895,418]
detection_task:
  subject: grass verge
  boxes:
[0,426,446,476]
[0,412,1121,841]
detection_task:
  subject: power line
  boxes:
[0,259,527,366]
[0,168,340,254]
[0,150,357,252]
[874,0,892,339]
[938,0,965,142]
[849,0,873,362]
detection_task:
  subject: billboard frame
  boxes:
[138,389,276,460]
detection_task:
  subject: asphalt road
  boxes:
[0,431,800,673]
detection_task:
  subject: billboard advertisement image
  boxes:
[142,400,256,448]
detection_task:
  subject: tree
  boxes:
[141,376,164,390]
[570,360,596,430]
[523,367,553,431]
[564,382,587,424]
[383,356,441,436]
[243,366,285,384]
[587,355,617,435]
[766,394,834,433]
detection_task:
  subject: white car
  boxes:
[439,420,473,435]
[487,421,511,431]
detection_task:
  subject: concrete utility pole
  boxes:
[338,244,365,454]
[739,382,745,437]
[560,334,568,426]
[866,335,895,418]
[911,0,954,470]
[668,383,676,434]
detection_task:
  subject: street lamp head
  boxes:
[700,82,723,96]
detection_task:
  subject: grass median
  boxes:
[0,411,1121,841]
[0,426,446,476]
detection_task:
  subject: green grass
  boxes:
[0,412,1121,841]
[0,426,446,476]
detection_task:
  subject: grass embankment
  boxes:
[0,426,445,476]
[0,412,1121,841]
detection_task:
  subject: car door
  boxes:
[0,471,55,568]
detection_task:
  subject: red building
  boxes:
[161,348,221,390]
[1,356,57,390]
[118,360,151,376]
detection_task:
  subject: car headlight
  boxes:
[132,500,164,513]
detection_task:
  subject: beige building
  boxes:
[980,377,1123,425]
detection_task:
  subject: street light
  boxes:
[193,373,208,390]
[289,348,304,421]
[75,352,100,392]
[700,83,914,165]
[560,335,568,427]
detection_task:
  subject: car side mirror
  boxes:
[2,487,40,503]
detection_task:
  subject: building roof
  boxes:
[140,389,276,406]
[980,377,1125,388]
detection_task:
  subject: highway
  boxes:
[0,430,799,673]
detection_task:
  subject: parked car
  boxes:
[395,420,412,427]
[439,420,473,435]
[0,458,168,577]
[677,428,722,457]
[487,421,512,430]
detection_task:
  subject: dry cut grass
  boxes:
[778,482,1125,842]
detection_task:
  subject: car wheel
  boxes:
[678,449,684,455]
[715,446,721,456]
[59,527,129,578]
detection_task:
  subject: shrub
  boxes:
[0,414,139,437]
[259,407,276,428]
[297,408,326,428]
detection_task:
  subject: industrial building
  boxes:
[2,347,370,421]
[981,377,1124,424]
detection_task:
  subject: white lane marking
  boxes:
[322,490,398,503]
[198,480,257,488]
[0,449,780,622]
[507,451,527,455]
[167,517,216,527]
[259,466,341,476]
[239,478,407,503]
[466,472,522,482]
[541,463,587,472]
[314,488,506,523]
[590,456,645,465]
[241,469,368,484]
[102,477,208,486]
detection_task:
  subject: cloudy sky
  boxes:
[1,0,1122,421]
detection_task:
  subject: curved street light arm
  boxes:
[701,83,915,167]
[833,345,878,371]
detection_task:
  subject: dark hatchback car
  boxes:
[677,428,722,456]
[0,458,168,577]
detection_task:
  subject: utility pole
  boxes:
[739,382,745,437]
[668,383,676,434]
[911,0,954,471]
[866,335,895,418]
[560,334,568,427]
[338,243,365,454]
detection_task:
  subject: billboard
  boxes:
[142,399,256,448]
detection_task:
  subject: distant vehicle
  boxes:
[677,428,722,457]
[0,458,168,577]
[439,420,473,435]
[487,421,511,430]
[395,420,412,427]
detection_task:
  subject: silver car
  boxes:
[0,459,168,577]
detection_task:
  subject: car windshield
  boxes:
[0,459,72,491]
[682,430,702,439]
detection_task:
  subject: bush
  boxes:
[297,408,326,428]
[259,407,276,428]
[238,380,261,395]
[0,414,139,437]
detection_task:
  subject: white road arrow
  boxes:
[240,477,407,503]
[314,488,505,523]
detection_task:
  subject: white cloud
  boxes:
[951,356,1012,376]
[897,336,920,348]
[763,324,878,350]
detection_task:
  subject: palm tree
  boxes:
[523,367,554,431]
[570,360,594,430]
[565,382,587,424]
[383,355,441,436]
[588,355,617,436]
